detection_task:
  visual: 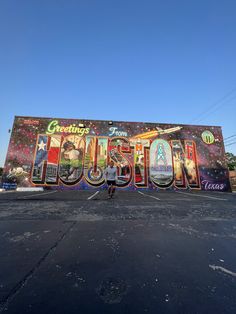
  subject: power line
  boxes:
[225,141,236,147]
[191,88,236,123]
[190,86,236,124]
[193,95,236,124]
[224,134,236,141]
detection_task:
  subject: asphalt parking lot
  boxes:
[0,189,236,314]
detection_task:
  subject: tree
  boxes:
[0,167,3,176]
[225,152,236,171]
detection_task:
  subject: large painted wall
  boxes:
[2,116,231,191]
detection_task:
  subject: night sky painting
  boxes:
[2,116,231,192]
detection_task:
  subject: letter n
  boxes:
[171,140,200,188]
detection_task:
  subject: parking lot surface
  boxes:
[0,190,236,313]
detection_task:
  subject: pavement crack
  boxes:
[0,220,76,313]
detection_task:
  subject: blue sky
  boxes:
[0,0,236,167]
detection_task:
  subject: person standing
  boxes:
[104,160,117,198]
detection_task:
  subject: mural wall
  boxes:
[2,116,231,192]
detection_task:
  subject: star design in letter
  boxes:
[37,140,46,151]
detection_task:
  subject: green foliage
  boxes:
[225,152,236,171]
[0,167,2,176]
[98,159,106,168]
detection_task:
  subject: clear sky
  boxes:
[0,0,236,167]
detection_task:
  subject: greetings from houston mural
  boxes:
[2,116,231,191]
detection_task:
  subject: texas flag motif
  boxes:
[34,136,48,166]
[47,136,61,165]
[34,135,61,166]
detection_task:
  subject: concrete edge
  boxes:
[16,187,44,192]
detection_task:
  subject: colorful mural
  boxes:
[2,116,231,192]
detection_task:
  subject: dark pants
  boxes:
[107,180,116,195]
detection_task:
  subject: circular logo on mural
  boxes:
[88,166,103,181]
[201,130,215,144]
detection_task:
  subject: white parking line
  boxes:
[138,191,160,200]
[176,191,227,201]
[87,191,100,200]
[19,190,58,199]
